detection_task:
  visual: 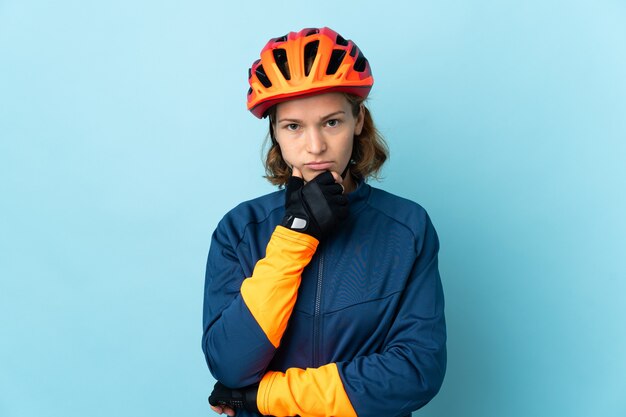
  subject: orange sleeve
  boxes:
[257,363,357,417]
[240,225,318,348]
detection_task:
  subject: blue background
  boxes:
[1,1,625,416]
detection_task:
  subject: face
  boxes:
[273,92,364,192]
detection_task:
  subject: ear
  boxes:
[354,104,365,136]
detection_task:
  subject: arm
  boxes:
[202,223,318,388]
[203,171,347,388]
[256,215,446,417]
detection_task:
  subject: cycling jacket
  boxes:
[202,181,446,417]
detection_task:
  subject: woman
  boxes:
[203,27,446,417]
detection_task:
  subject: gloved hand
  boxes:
[208,381,259,414]
[281,170,349,240]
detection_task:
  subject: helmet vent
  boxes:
[255,65,273,88]
[272,35,287,43]
[273,49,291,80]
[247,87,253,96]
[335,34,349,46]
[349,45,357,57]
[303,40,319,76]
[326,49,346,75]
[353,50,367,72]
[305,29,319,37]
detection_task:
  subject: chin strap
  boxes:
[341,142,356,180]
[340,162,350,180]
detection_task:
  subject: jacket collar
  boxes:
[347,179,371,213]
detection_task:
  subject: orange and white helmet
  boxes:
[247,27,374,118]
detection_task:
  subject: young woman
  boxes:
[203,27,446,417]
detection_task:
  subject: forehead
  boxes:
[275,92,350,119]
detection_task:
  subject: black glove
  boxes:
[208,381,259,413]
[281,171,349,240]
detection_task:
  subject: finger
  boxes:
[224,406,236,416]
[286,175,304,192]
[310,171,336,185]
[329,171,343,185]
[210,405,223,414]
[291,166,303,178]
[324,182,344,196]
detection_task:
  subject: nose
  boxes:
[305,127,326,154]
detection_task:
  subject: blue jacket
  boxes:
[203,181,446,417]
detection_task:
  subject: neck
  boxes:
[343,172,357,194]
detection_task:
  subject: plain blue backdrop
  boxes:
[1,1,625,416]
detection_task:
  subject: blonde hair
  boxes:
[263,94,388,186]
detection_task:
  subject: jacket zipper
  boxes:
[313,252,324,367]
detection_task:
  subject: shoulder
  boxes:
[214,189,284,243]
[366,185,431,228]
[364,185,438,251]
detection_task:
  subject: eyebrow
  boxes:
[277,110,346,124]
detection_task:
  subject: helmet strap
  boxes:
[340,163,350,180]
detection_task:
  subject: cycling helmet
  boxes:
[247,27,373,118]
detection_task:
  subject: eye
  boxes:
[326,119,340,127]
[284,123,300,131]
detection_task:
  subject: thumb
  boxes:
[329,171,343,185]
[285,166,304,198]
[291,166,303,179]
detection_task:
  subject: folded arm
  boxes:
[202,225,318,387]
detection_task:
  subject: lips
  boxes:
[306,161,333,170]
